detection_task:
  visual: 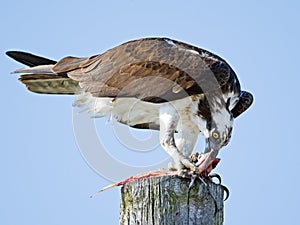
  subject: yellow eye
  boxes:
[212,132,219,139]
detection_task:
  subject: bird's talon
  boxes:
[220,184,230,201]
[208,173,222,184]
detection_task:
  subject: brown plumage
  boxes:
[51,38,239,104]
[6,37,253,174]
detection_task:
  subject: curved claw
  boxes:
[208,173,222,184]
[220,184,230,201]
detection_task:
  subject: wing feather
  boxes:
[52,38,239,103]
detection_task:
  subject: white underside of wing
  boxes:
[73,93,198,129]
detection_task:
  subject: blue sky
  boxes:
[1,1,299,224]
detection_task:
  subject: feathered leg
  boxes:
[159,104,196,172]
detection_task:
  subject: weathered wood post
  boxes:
[120,175,224,225]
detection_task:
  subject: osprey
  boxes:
[6,37,253,175]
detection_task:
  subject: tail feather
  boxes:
[6,51,57,67]
[13,65,55,74]
[6,51,79,94]
[19,74,79,94]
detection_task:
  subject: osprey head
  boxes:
[204,109,233,152]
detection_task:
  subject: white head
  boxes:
[204,107,233,152]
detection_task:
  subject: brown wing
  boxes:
[52,37,239,103]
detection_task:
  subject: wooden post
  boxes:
[120,175,224,225]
